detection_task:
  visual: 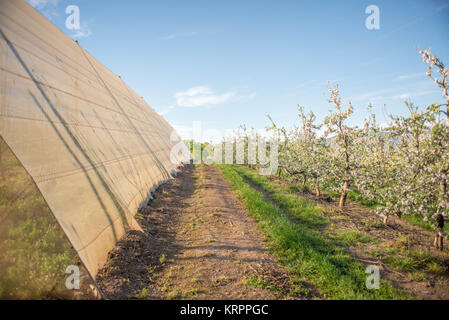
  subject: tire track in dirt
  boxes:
[97,165,306,299]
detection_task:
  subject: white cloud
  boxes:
[364,90,438,102]
[296,79,320,89]
[394,93,411,100]
[72,23,92,39]
[326,78,345,84]
[394,73,423,81]
[27,0,59,20]
[175,86,235,107]
[349,87,398,102]
[235,92,257,102]
[392,90,438,100]
[157,105,176,116]
[437,3,449,11]
[163,31,199,40]
[348,85,440,104]
[172,125,193,140]
[28,0,92,38]
[28,0,58,9]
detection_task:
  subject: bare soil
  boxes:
[96,165,308,300]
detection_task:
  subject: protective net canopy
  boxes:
[0,137,98,299]
[0,0,189,298]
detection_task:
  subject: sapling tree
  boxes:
[267,107,329,196]
[266,116,288,177]
[232,125,252,167]
[374,50,449,248]
[384,102,448,249]
[381,103,430,222]
[419,48,449,122]
[352,106,396,224]
[419,48,449,249]
[323,85,360,208]
[295,106,329,196]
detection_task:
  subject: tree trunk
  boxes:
[315,185,321,197]
[433,90,449,249]
[434,233,444,250]
[339,180,348,209]
[433,179,447,250]
[435,213,444,250]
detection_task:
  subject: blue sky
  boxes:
[28,0,449,142]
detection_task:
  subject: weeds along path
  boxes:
[219,165,410,299]
[228,165,449,300]
[96,164,306,299]
[264,174,449,299]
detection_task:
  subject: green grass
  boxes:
[243,275,274,289]
[183,288,198,296]
[243,274,310,298]
[242,275,279,294]
[323,186,379,209]
[135,287,149,299]
[382,247,448,274]
[384,256,420,272]
[402,214,449,233]
[410,271,427,282]
[336,230,379,246]
[287,184,309,194]
[218,164,411,300]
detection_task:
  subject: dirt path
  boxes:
[96,165,304,300]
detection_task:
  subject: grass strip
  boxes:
[218,164,411,300]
